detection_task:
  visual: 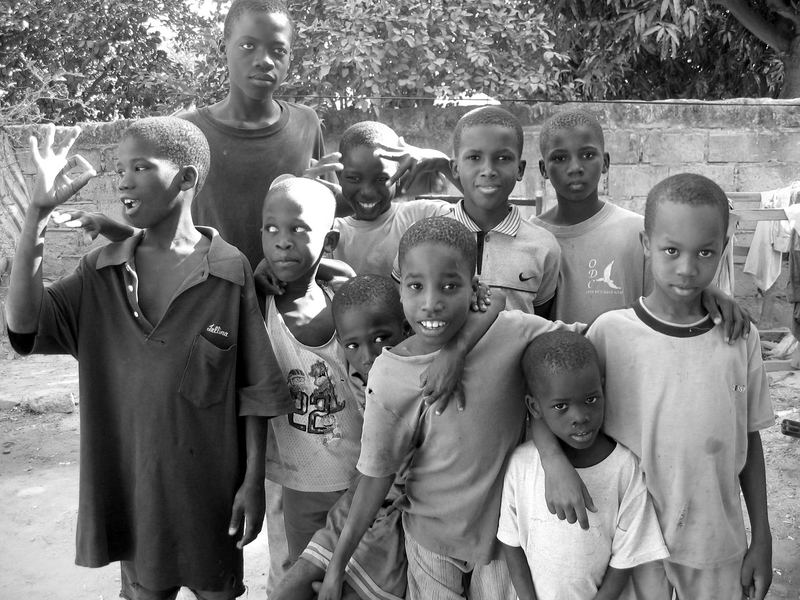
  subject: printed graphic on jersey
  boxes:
[286,361,345,442]
[587,259,623,295]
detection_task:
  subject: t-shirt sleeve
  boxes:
[745,328,774,432]
[356,364,418,478]
[496,452,522,547]
[609,452,670,569]
[236,259,293,418]
[533,235,561,306]
[507,310,586,344]
[8,262,86,358]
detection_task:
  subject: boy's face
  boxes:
[538,124,609,205]
[528,365,605,451]
[338,145,397,221]
[223,11,292,102]
[642,200,725,312]
[261,189,336,283]
[399,242,475,354]
[336,305,405,378]
[116,135,185,228]
[451,124,525,215]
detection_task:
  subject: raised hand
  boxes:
[374,137,453,196]
[29,124,96,212]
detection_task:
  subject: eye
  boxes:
[240,42,254,50]
[550,153,566,162]
[552,403,567,412]
[345,176,361,183]
[442,282,458,291]
[262,224,278,233]
[273,47,289,56]
[698,249,714,258]
[134,165,148,172]
[292,225,310,234]
[373,334,389,343]
[408,282,422,291]
[376,175,390,184]
[345,342,358,350]
[585,396,598,404]
[582,151,596,159]
[664,247,678,256]
[116,168,125,176]
[465,153,480,161]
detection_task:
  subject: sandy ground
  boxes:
[1,354,798,599]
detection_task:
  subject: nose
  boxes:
[567,155,584,175]
[118,171,132,190]
[422,288,443,314]
[357,346,375,370]
[360,184,380,201]
[274,232,292,250]
[254,48,274,70]
[479,158,497,178]
[571,406,591,427]
[676,254,698,277]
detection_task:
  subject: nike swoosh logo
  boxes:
[519,273,536,282]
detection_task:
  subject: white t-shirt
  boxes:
[497,442,669,600]
[332,199,452,277]
[532,202,647,324]
[587,299,774,567]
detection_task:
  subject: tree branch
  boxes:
[713,0,791,53]
[766,0,800,29]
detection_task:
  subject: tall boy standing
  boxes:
[318,217,581,600]
[180,0,327,268]
[587,174,773,599]
[5,119,291,598]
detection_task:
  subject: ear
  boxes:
[602,152,610,174]
[525,394,542,419]
[640,230,651,259]
[449,158,460,183]
[323,229,340,254]
[217,38,226,55]
[538,159,548,180]
[517,159,526,181]
[178,165,199,191]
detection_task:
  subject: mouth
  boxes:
[670,285,697,296]
[570,430,595,443]
[476,184,501,194]
[120,197,139,211]
[567,182,585,191]
[358,201,379,210]
[418,320,447,332]
[249,73,275,85]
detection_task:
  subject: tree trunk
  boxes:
[780,34,800,98]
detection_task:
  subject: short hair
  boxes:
[644,173,729,235]
[223,0,294,42]
[122,117,210,193]
[332,275,404,327]
[538,109,604,156]
[452,106,524,155]
[265,175,336,225]
[522,331,600,392]
[339,121,400,158]
[398,216,476,275]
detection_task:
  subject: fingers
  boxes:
[453,384,465,412]
[238,512,262,549]
[55,126,81,158]
[63,154,97,195]
[581,484,597,514]
[228,505,243,541]
[305,162,343,179]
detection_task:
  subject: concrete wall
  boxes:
[1,99,799,332]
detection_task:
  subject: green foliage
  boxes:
[554,0,786,99]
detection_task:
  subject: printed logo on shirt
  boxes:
[519,272,537,282]
[286,361,345,443]
[587,259,623,294]
[206,324,229,337]
[734,384,745,393]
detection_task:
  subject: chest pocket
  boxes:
[179,334,237,408]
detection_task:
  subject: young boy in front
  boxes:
[317,217,581,600]
[5,119,291,599]
[586,174,773,599]
[498,331,668,600]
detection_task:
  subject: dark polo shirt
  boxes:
[9,227,291,592]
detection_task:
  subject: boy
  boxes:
[5,119,291,598]
[498,331,668,600]
[331,121,454,278]
[402,106,561,317]
[180,0,328,268]
[585,174,773,599]
[532,109,645,324]
[317,217,581,600]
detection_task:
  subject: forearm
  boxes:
[241,416,268,486]
[593,566,631,600]
[501,542,537,600]
[739,432,771,543]
[6,207,53,333]
[328,474,394,576]
[531,416,566,462]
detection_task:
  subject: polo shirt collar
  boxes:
[451,200,521,236]
[95,226,245,285]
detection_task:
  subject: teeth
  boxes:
[420,320,446,330]
[359,202,378,209]
[122,198,135,208]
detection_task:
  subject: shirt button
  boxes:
[133,311,139,318]
[127,285,134,292]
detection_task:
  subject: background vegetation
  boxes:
[1,0,797,125]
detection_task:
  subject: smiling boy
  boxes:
[317,217,581,600]
[5,119,291,599]
[446,106,560,317]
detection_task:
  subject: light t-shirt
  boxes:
[497,442,669,600]
[264,295,362,493]
[532,202,647,324]
[357,311,582,564]
[332,200,453,277]
[586,299,774,567]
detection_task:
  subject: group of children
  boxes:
[4,1,774,599]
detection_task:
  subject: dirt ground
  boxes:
[1,354,798,599]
